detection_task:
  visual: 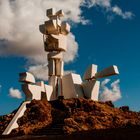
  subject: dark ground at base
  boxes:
[0,127,140,140]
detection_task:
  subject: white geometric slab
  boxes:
[22,84,42,101]
[62,73,84,99]
[55,60,64,76]
[82,80,100,101]
[48,59,55,76]
[95,65,119,79]
[83,64,97,80]
[48,75,58,100]
[44,84,53,101]
[19,72,35,84]
[2,101,31,135]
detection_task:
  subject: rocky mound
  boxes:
[0,109,17,134]
[0,98,140,136]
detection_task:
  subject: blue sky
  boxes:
[0,0,140,115]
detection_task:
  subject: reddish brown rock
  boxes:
[0,98,140,135]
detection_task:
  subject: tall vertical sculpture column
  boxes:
[39,8,70,100]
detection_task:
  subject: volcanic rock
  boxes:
[0,98,140,136]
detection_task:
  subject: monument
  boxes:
[2,8,119,135]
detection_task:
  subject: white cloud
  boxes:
[9,87,22,99]
[99,79,121,102]
[64,32,78,63]
[0,0,134,80]
[88,0,111,8]
[0,85,2,93]
[0,0,80,65]
[112,6,134,19]
[84,0,134,20]
[28,65,48,81]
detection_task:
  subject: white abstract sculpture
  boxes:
[39,8,119,101]
[39,7,119,102]
[82,64,119,101]
[3,8,120,135]
[39,8,71,99]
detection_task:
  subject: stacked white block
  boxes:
[44,34,67,52]
[39,8,71,100]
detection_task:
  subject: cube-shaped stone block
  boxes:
[45,34,67,51]
[62,73,84,99]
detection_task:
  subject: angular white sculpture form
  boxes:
[83,64,97,80]
[48,59,55,76]
[3,8,120,136]
[44,85,53,100]
[39,8,71,99]
[19,72,35,83]
[40,8,119,101]
[83,64,119,100]
[20,72,53,101]
[22,84,43,100]
[82,80,100,101]
[95,65,119,78]
[48,75,58,100]
[62,73,84,99]
[2,101,31,135]
[55,60,64,76]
